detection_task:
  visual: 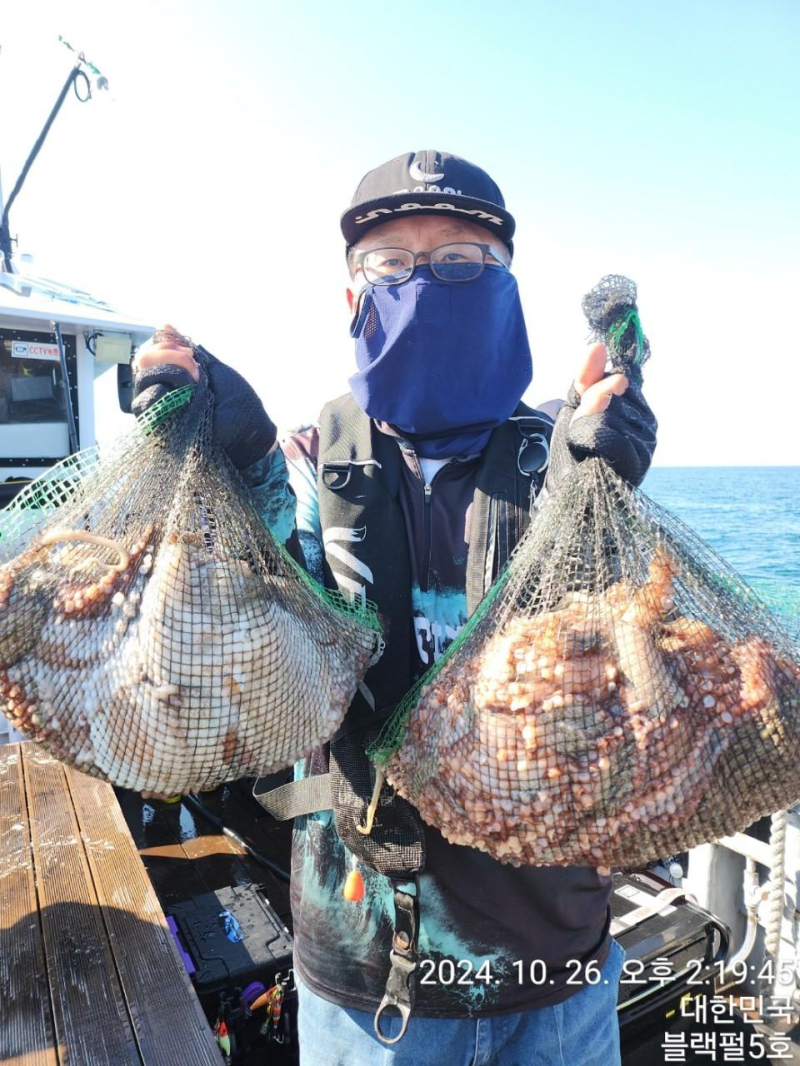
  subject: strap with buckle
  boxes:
[373,878,420,1045]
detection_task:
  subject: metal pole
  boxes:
[716,832,774,868]
[52,321,79,454]
[0,169,5,261]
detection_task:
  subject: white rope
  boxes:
[764,809,788,978]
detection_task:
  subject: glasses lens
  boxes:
[430,243,484,281]
[362,248,414,285]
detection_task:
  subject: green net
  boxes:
[0,367,381,794]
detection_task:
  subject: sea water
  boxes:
[643,467,800,640]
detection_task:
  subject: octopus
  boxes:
[384,551,800,869]
[0,523,379,795]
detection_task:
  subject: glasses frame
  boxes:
[354,242,508,286]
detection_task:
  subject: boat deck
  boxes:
[114,777,292,923]
[0,743,223,1066]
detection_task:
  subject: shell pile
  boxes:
[386,552,800,867]
[0,525,377,794]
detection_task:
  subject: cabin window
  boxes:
[0,327,79,463]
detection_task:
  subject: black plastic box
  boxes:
[612,870,729,1050]
[167,882,293,1005]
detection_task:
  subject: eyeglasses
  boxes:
[355,242,508,286]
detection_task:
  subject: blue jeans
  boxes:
[297,938,624,1065]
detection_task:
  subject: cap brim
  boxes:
[341,191,515,247]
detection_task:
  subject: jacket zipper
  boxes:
[422,480,432,592]
[410,449,435,593]
[412,453,449,594]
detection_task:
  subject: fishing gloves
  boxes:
[547,380,657,488]
[131,347,277,479]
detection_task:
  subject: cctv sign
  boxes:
[11,341,60,362]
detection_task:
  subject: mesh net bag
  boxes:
[0,346,381,794]
[369,277,800,869]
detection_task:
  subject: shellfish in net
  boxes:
[378,525,800,868]
[0,370,381,795]
[369,277,800,868]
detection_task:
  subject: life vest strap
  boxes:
[252,774,333,819]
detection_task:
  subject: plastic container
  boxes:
[167,883,293,1005]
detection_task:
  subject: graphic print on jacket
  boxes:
[258,423,613,1017]
[413,586,468,667]
[290,808,515,1015]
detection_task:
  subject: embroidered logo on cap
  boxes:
[409,160,445,183]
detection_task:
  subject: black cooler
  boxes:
[167,883,296,1064]
[611,869,730,1059]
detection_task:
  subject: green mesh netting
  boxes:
[370,276,800,869]
[0,357,381,794]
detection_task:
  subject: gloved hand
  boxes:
[547,343,657,488]
[132,325,277,472]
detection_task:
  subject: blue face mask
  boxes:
[348,265,532,458]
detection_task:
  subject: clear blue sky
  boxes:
[2,0,798,463]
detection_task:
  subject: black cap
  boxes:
[341,150,516,251]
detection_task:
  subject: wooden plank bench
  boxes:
[0,742,223,1066]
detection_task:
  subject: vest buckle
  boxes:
[321,461,352,491]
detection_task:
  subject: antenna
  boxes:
[0,37,109,271]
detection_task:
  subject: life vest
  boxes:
[255,391,552,1041]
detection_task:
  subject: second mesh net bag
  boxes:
[0,348,381,794]
[370,277,800,869]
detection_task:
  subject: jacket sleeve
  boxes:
[240,445,298,547]
[242,426,324,582]
[281,426,324,583]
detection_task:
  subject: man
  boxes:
[133,150,656,1065]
